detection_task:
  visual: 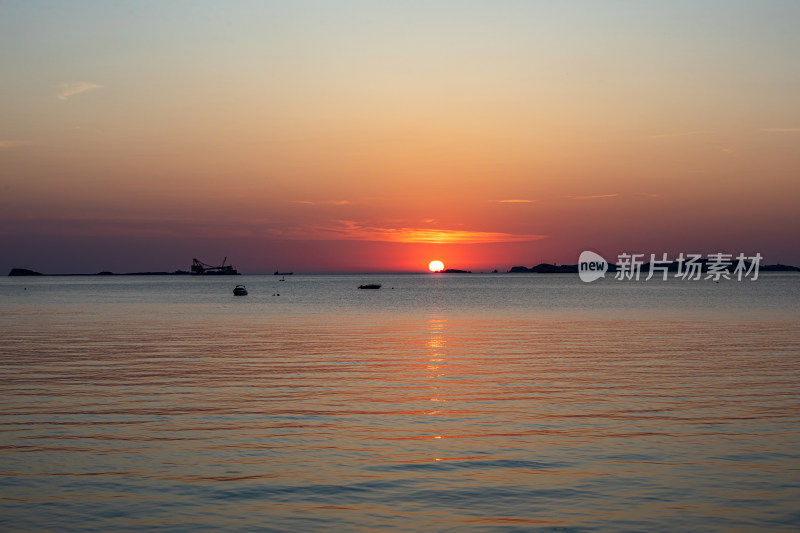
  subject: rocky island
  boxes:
[8,268,43,276]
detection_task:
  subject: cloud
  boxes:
[291,200,352,205]
[1,214,547,246]
[0,140,32,148]
[760,127,800,133]
[561,194,618,200]
[496,199,533,203]
[647,131,703,139]
[56,81,104,101]
[306,221,546,244]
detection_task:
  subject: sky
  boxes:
[1,0,799,274]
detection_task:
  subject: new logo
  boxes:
[579,251,608,282]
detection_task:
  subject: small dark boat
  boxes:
[358,283,381,289]
[274,271,293,275]
[233,285,248,296]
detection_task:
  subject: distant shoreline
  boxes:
[7,268,194,277]
[8,263,800,277]
[507,262,800,274]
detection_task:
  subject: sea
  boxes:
[1,273,799,532]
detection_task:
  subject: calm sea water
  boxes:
[1,273,799,532]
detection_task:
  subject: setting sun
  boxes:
[428,260,444,272]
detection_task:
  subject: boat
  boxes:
[233,285,248,296]
[192,257,240,275]
[274,271,293,275]
[358,283,381,289]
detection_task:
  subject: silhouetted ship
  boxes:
[358,283,381,289]
[191,257,240,275]
[274,271,293,275]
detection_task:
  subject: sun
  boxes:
[428,260,444,272]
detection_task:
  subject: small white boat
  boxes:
[233,285,248,296]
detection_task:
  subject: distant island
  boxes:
[8,257,241,276]
[8,268,43,276]
[509,262,799,273]
[436,268,472,274]
[762,264,800,272]
[509,264,587,274]
[7,268,191,276]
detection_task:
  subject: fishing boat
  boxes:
[358,283,381,290]
[233,285,248,296]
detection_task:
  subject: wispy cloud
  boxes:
[760,127,800,133]
[291,200,352,206]
[647,131,703,139]
[561,193,618,200]
[0,214,548,245]
[305,221,546,244]
[0,140,32,148]
[56,81,104,101]
[496,199,533,203]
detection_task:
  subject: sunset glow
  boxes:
[2,5,799,529]
[1,2,798,273]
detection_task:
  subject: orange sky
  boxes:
[1,1,799,273]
